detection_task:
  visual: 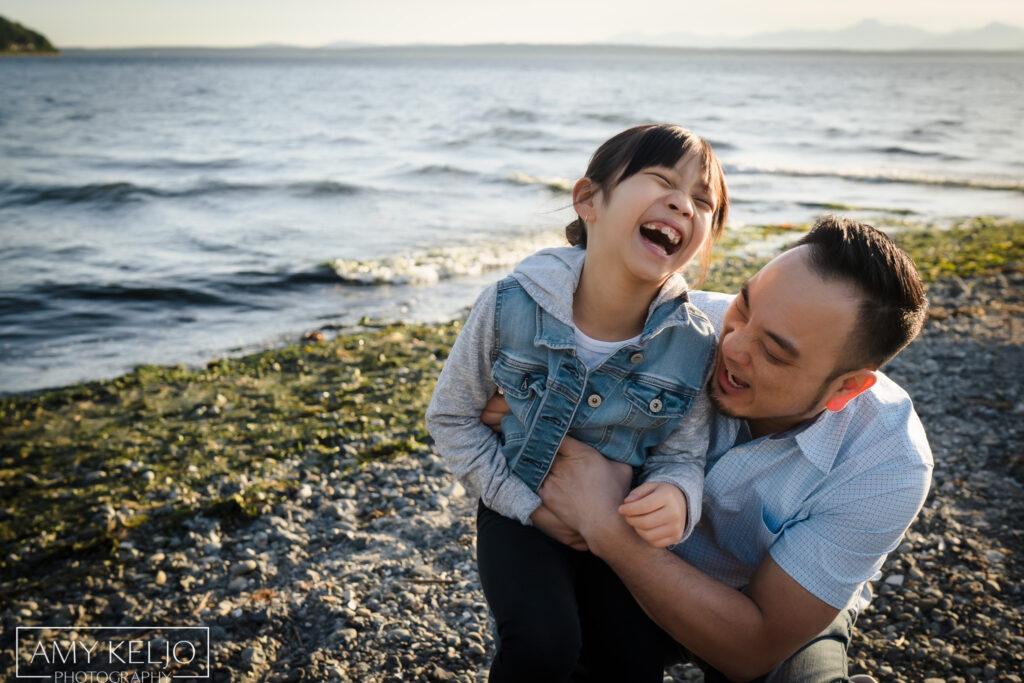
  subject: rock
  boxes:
[387,628,413,643]
[240,645,265,666]
[232,559,259,576]
[336,628,358,645]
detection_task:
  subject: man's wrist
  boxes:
[583,514,635,560]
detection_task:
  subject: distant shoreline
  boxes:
[0,51,60,57]
[49,44,1024,59]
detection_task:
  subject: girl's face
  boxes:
[578,153,717,286]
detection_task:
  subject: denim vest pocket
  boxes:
[492,354,548,400]
[620,378,695,429]
[491,353,547,450]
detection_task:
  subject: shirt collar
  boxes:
[790,409,849,473]
[734,410,842,474]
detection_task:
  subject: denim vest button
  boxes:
[587,394,602,408]
[649,397,663,413]
[630,352,644,364]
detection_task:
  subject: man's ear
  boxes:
[573,178,596,221]
[825,370,877,412]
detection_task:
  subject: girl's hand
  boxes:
[617,481,688,548]
[480,392,509,434]
[530,504,588,552]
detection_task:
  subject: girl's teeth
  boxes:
[727,369,745,388]
[641,223,681,245]
[659,226,680,244]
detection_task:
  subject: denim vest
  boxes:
[491,276,715,492]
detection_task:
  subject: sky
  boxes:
[3,0,1024,48]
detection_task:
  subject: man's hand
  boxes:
[530,504,588,551]
[539,436,633,547]
[618,481,687,548]
[480,392,508,434]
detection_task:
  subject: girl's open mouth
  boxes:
[639,222,683,256]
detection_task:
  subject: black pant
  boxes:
[476,501,667,683]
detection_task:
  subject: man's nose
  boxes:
[722,326,752,366]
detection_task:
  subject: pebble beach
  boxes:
[2,218,1022,682]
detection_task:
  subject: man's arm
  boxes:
[540,437,838,682]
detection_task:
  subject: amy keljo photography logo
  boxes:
[15,626,210,681]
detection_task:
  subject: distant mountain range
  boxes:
[29,16,1024,54]
[608,20,1024,51]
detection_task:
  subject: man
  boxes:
[489,216,932,681]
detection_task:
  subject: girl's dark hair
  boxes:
[566,124,729,286]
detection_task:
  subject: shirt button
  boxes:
[649,397,663,413]
[629,352,644,364]
[587,394,602,408]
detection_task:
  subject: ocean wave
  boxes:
[0,182,156,208]
[275,267,345,287]
[286,180,365,197]
[724,164,1024,193]
[95,157,244,172]
[0,178,369,208]
[705,138,735,151]
[795,201,915,215]
[871,145,964,161]
[490,126,545,142]
[328,230,566,285]
[0,306,123,340]
[505,173,574,193]
[485,107,540,122]
[409,164,479,178]
[580,112,639,126]
[18,282,230,307]
[3,268,349,321]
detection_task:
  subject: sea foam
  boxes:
[329,230,566,286]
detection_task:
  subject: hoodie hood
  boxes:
[511,246,690,327]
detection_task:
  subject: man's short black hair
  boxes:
[795,215,928,372]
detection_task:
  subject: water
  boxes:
[2,46,1023,394]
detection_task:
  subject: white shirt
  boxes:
[573,327,642,369]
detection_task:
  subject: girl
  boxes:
[426,124,728,682]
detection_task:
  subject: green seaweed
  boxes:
[0,321,460,603]
[892,217,1024,282]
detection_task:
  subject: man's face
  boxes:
[708,246,862,437]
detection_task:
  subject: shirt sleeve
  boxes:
[425,285,541,524]
[638,388,711,543]
[768,456,932,609]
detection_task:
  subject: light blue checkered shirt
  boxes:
[678,292,934,611]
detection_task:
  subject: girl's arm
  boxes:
[635,389,712,542]
[425,285,541,524]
